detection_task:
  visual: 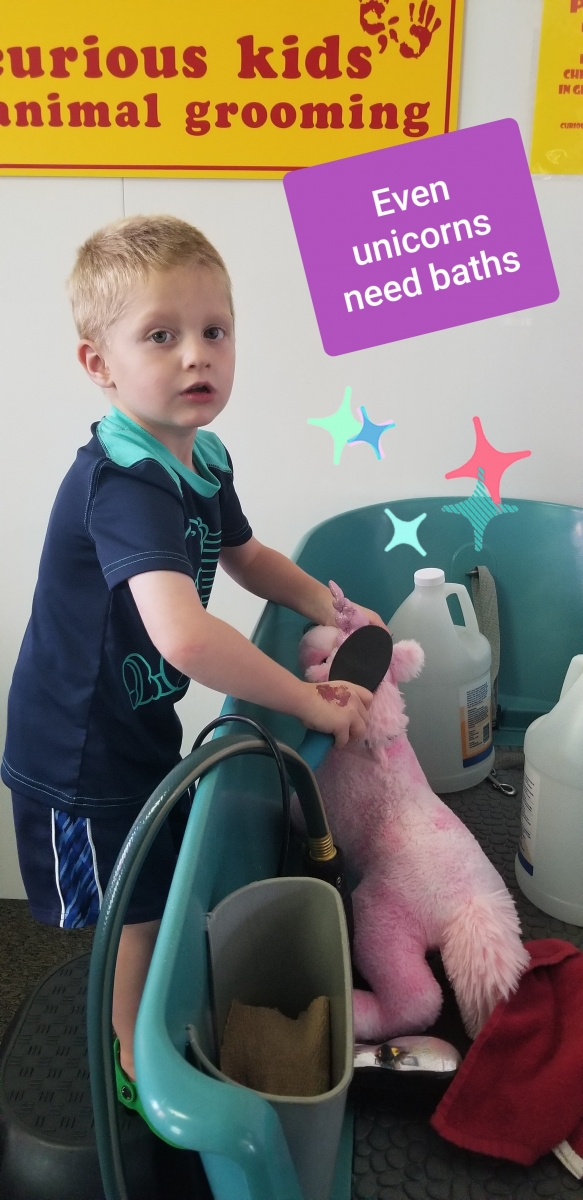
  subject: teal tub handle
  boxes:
[298,728,333,771]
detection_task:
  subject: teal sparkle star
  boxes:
[347,406,396,460]
[442,470,518,550]
[384,508,427,556]
[308,386,362,465]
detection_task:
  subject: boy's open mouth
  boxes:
[183,383,214,395]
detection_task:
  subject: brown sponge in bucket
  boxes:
[220,995,331,1097]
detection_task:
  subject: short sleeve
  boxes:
[87,460,194,589]
[219,451,253,547]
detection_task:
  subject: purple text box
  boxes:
[283,120,559,356]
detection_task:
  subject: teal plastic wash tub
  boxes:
[135,497,583,1199]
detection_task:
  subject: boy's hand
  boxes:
[128,571,374,736]
[347,602,387,630]
[317,591,387,631]
[128,570,375,744]
[298,680,373,747]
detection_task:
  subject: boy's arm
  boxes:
[127,570,372,746]
[220,537,386,628]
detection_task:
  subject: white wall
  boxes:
[1,0,581,897]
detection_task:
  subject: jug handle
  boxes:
[559,654,583,698]
[443,583,480,635]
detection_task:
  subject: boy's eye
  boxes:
[204,326,225,341]
[150,330,172,344]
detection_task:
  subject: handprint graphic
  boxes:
[359,0,399,52]
[399,1,442,58]
[359,0,388,36]
[358,0,442,57]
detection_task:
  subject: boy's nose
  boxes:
[183,336,211,368]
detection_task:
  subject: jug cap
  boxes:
[414,568,445,587]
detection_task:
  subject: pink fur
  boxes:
[299,626,338,679]
[299,583,530,1041]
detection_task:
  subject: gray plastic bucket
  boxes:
[190,876,353,1200]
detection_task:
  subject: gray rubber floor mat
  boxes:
[351,749,583,1200]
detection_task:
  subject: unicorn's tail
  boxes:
[441,891,530,1038]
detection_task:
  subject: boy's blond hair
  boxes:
[68,214,232,345]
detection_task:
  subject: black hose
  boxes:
[191,713,291,875]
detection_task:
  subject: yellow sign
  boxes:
[531,0,583,174]
[0,0,464,178]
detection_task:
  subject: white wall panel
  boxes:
[0,178,123,896]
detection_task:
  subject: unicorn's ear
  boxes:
[390,639,424,683]
[298,625,338,673]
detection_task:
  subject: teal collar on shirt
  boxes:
[96,406,222,498]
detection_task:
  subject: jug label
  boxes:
[518,766,540,876]
[460,674,493,768]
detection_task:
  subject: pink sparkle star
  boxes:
[445,417,531,505]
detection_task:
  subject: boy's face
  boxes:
[83,264,235,440]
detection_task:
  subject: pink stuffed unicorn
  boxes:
[299,582,530,1042]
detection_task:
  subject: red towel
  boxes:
[431,939,583,1164]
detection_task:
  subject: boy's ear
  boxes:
[77,340,115,389]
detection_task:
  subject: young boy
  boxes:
[2,214,380,1085]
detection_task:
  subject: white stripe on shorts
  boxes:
[86,818,103,907]
[50,808,66,929]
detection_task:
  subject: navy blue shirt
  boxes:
[2,412,252,815]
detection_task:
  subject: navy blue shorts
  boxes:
[11,791,191,929]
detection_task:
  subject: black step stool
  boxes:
[0,954,212,1200]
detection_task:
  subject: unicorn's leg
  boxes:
[352,884,443,1042]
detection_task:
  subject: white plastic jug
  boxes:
[388,568,494,793]
[516,654,583,926]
